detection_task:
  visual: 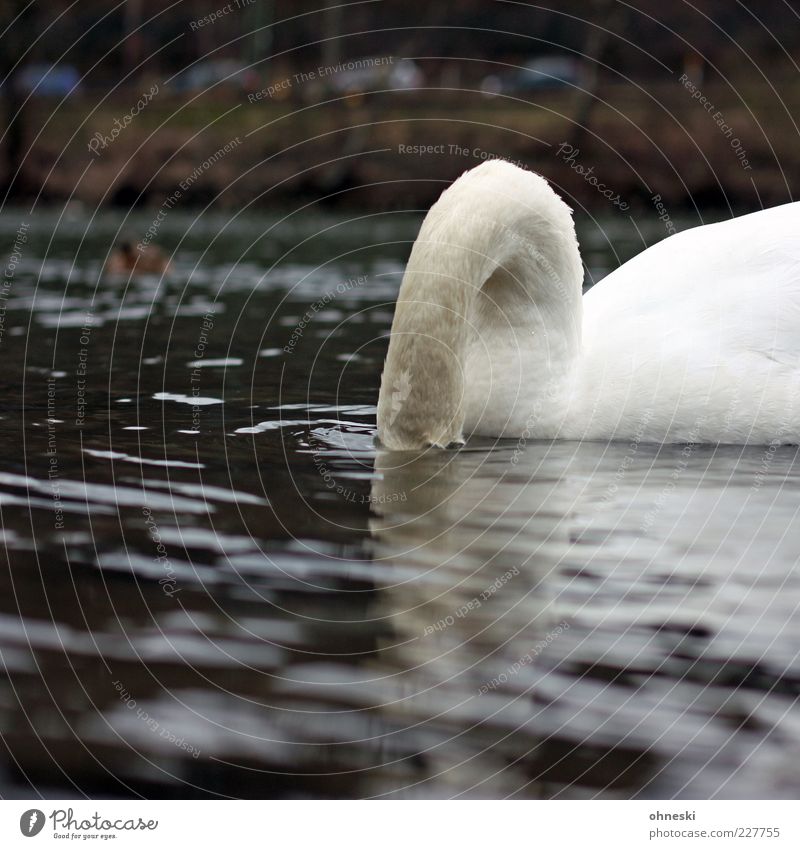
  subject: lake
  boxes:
[0,205,798,799]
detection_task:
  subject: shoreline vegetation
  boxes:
[7,80,798,214]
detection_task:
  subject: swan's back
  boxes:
[577,202,800,442]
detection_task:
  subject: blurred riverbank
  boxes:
[15,77,800,215]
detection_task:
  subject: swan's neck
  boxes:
[377,166,584,449]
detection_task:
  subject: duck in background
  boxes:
[105,241,170,275]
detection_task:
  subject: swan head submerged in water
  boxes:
[377,160,584,450]
[377,160,800,450]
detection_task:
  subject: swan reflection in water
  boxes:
[367,441,639,798]
[365,439,800,799]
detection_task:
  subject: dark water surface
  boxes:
[1,207,798,799]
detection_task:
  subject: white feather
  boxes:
[376,160,800,449]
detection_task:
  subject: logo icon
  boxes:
[19,809,45,837]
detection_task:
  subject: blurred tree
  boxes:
[0,0,36,199]
[244,0,273,66]
[123,0,143,74]
[320,0,342,67]
[570,0,630,146]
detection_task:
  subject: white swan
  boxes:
[377,160,800,449]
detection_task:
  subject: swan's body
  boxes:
[377,160,800,449]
